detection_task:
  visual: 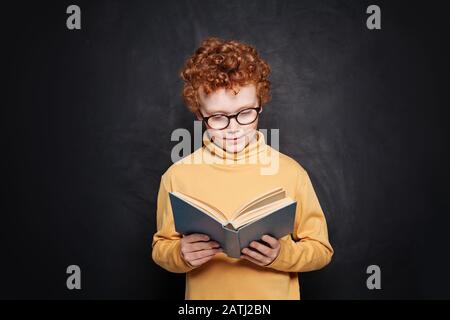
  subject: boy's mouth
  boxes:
[225,136,244,143]
[225,134,245,140]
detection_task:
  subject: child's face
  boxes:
[196,83,262,153]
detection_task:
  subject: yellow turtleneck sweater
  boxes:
[152,130,333,300]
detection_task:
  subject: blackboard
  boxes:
[3,0,450,299]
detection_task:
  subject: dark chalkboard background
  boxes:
[3,0,450,299]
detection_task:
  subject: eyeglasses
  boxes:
[199,102,262,130]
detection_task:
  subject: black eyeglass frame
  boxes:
[199,98,263,130]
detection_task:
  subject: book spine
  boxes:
[223,228,241,259]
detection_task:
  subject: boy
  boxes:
[152,37,333,299]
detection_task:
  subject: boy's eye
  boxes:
[239,109,253,116]
[209,114,228,121]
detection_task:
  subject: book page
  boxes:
[230,198,295,229]
[171,191,229,225]
[230,187,285,221]
[237,189,286,217]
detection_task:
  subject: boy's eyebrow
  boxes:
[207,103,256,116]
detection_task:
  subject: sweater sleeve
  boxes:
[151,174,195,273]
[265,168,334,273]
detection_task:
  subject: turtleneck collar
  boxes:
[202,130,268,164]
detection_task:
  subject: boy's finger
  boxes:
[188,241,220,252]
[241,248,270,264]
[249,241,271,256]
[185,248,222,261]
[262,235,279,249]
[184,233,210,243]
[189,255,214,267]
[240,254,266,267]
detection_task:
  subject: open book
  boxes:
[169,187,296,258]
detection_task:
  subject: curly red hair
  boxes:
[179,37,271,113]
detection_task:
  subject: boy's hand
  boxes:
[240,235,280,266]
[180,233,223,267]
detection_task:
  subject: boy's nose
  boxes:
[228,117,240,131]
